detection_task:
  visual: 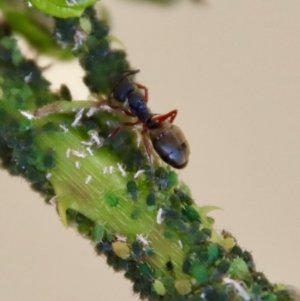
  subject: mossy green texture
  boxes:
[0,4,295,301]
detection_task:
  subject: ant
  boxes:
[106,69,190,170]
[33,70,190,171]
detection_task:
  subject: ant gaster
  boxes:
[106,70,190,169]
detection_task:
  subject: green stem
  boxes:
[0,3,296,301]
[33,112,187,277]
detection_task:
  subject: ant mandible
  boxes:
[105,70,190,169]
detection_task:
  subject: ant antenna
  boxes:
[119,69,140,82]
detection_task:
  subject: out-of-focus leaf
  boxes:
[30,0,100,18]
[4,9,72,59]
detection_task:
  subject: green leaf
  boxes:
[30,0,100,18]
[2,6,72,59]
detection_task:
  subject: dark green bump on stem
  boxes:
[276,290,293,301]
[167,171,178,188]
[229,245,243,258]
[262,294,278,301]
[191,262,207,284]
[202,287,229,301]
[59,84,72,101]
[146,191,156,206]
[105,232,114,243]
[169,193,181,209]
[104,191,120,208]
[174,187,194,206]
[212,259,230,281]
[163,230,173,240]
[95,241,112,254]
[181,206,200,222]
[242,250,256,271]
[145,248,155,257]
[127,179,139,201]
[91,224,105,242]
[155,167,169,190]
[139,263,154,281]
[131,207,142,220]
[42,148,55,169]
[182,258,191,274]
[132,241,143,260]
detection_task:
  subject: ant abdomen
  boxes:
[149,122,190,169]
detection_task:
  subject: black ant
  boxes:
[33,70,190,172]
[104,70,190,170]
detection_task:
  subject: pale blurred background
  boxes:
[0,0,299,300]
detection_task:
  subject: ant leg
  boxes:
[153,109,177,124]
[33,100,99,118]
[96,120,140,148]
[135,83,149,103]
[120,69,140,81]
[109,105,135,118]
[107,90,114,105]
[141,128,155,186]
[34,99,137,123]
